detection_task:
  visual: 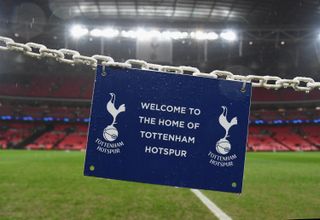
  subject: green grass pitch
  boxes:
[0,150,319,220]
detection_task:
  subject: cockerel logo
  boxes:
[103,93,126,142]
[215,106,238,155]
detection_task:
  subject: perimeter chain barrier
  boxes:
[1,36,320,92]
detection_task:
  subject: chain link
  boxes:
[39,48,64,60]
[6,42,32,53]
[160,65,184,74]
[179,66,200,74]
[211,70,233,79]
[0,37,14,50]
[292,77,315,92]
[92,55,114,66]
[59,49,80,65]
[25,42,47,58]
[275,79,299,88]
[125,59,148,69]
[0,35,319,92]
[193,72,218,79]
[144,63,162,71]
[72,55,97,67]
[261,76,282,89]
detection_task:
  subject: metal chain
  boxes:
[0,36,319,92]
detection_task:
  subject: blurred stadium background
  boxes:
[0,0,319,219]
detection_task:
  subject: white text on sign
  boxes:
[139,102,202,158]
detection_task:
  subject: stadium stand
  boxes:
[56,132,87,150]
[248,125,320,152]
[1,73,320,101]
[0,73,93,99]
[0,122,43,149]
[301,125,320,149]
[0,102,90,119]
[272,126,318,151]
[1,120,319,152]
[26,124,87,151]
[248,126,290,152]
[27,130,66,150]
[56,124,87,150]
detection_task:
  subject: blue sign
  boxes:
[84,66,251,193]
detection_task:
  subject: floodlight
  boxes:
[161,31,189,40]
[207,32,219,40]
[121,30,138,38]
[191,31,207,40]
[136,29,161,40]
[190,31,219,40]
[102,28,119,38]
[70,25,88,38]
[90,29,102,37]
[220,30,237,41]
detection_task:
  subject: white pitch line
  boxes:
[190,189,232,220]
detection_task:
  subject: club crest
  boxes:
[103,93,126,142]
[95,92,126,155]
[208,106,239,167]
[216,106,238,155]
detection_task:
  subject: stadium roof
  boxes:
[1,0,320,28]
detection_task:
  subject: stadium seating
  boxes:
[2,101,320,126]
[0,73,93,99]
[1,73,320,102]
[252,88,320,102]
[1,121,318,152]
[26,124,88,150]
[56,124,87,150]
[56,133,87,150]
[0,122,38,149]
[248,126,290,151]
[247,125,320,152]
[248,136,289,152]
[0,102,91,119]
[271,126,318,151]
[27,131,66,150]
[300,125,320,149]
[250,108,318,122]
